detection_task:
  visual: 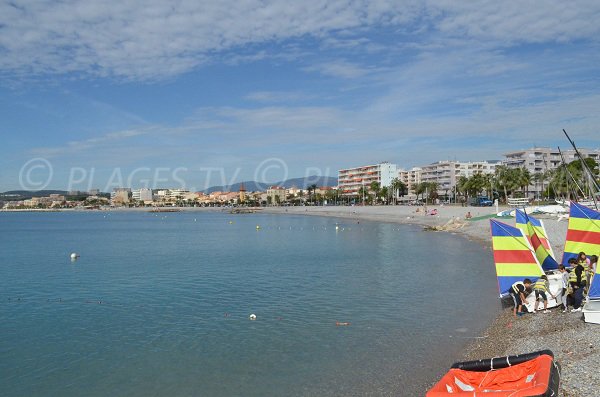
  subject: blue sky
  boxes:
[1,0,599,192]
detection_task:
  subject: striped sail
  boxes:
[515,209,559,271]
[590,262,600,300]
[562,202,600,266]
[490,219,543,296]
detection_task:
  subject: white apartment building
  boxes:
[132,188,153,203]
[503,147,600,198]
[420,161,499,196]
[503,147,600,174]
[338,162,398,196]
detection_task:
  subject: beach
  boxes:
[262,204,598,396]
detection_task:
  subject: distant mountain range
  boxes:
[203,175,338,193]
[0,176,338,198]
[1,190,69,200]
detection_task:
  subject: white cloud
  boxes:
[1,1,598,81]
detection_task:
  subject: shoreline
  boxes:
[260,205,596,396]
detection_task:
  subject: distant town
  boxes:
[2,146,599,210]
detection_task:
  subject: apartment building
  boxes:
[420,161,498,196]
[398,167,422,195]
[131,188,153,203]
[503,147,600,174]
[266,186,287,204]
[338,162,398,196]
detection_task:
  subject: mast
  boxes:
[563,129,600,209]
[557,147,579,201]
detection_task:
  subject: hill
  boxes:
[204,175,337,193]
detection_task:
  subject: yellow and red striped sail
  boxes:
[490,219,543,296]
[516,209,559,271]
[562,202,600,266]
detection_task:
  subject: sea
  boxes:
[0,211,499,396]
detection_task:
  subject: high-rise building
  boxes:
[503,147,600,174]
[502,147,600,198]
[338,162,398,196]
[420,160,499,196]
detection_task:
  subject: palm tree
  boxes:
[309,184,318,204]
[495,165,512,203]
[369,181,380,204]
[389,178,406,204]
[516,168,531,197]
[357,186,369,205]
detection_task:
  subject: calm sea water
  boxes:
[0,211,499,396]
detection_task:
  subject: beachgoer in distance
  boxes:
[533,275,555,313]
[558,264,570,313]
[510,279,532,317]
[465,211,472,219]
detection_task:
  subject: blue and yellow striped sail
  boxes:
[562,202,600,266]
[590,260,600,300]
[490,219,543,296]
[516,209,559,271]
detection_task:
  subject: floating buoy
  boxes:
[70,253,79,260]
[249,314,257,320]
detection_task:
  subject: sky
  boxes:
[1,0,599,192]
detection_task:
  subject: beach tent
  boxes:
[562,202,600,265]
[490,219,544,296]
[516,209,559,271]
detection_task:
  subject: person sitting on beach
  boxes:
[465,211,472,219]
[558,264,570,312]
[510,279,532,317]
[533,275,555,313]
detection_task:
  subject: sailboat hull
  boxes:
[522,272,563,312]
[583,300,600,325]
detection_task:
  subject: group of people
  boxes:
[510,252,598,317]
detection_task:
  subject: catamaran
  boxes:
[490,201,600,318]
[565,202,600,324]
[490,218,562,312]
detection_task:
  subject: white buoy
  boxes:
[249,314,257,320]
[70,253,79,260]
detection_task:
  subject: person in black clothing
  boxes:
[510,278,532,317]
[570,259,587,312]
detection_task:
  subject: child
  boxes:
[510,279,532,317]
[533,275,555,313]
[587,255,598,287]
[558,264,570,312]
[569,258,587,312]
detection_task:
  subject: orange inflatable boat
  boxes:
[427,350,560,396]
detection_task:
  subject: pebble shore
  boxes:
[263,205,598,396]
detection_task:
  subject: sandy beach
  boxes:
[262,204,598,397]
